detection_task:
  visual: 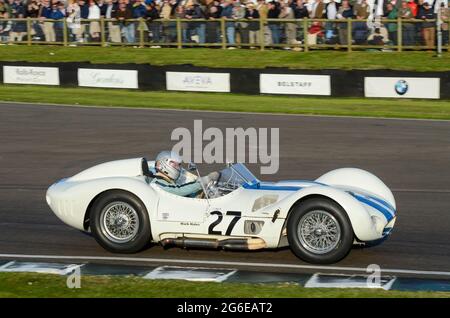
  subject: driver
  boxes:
[152,151,219,197]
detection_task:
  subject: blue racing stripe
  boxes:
[367,194,396,213]
[242,183,302,191]
[351,193,395,222]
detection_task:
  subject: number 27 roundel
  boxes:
[208,211,242,235]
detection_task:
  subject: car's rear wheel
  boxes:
[90,190,151,253]
[287,197,353,264]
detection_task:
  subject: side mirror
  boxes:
[188,162,197,172]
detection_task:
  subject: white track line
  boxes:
[1,100,449,122]
[0,253,449,277]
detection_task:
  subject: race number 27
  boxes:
[208,211,242,235]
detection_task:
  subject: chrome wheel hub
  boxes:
[100,202,139,243]
[298,210,341,254]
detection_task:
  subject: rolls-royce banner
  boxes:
[364,77,440,99]
[259,74,331,95]
[166,72,230,92]
[3,66,60,85]
[78,68,138,89]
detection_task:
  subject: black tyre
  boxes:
[287,197,353,264]
[90,190,151,253]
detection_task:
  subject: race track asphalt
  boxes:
[0,102,449,277]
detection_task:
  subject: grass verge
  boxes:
[0,272,448,298]
[0,85,449,120]
[0,46,449,71]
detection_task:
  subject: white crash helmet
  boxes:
[155,150,182,181]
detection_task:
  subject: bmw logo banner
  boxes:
[364,77,440,99]
[394,80,409,96]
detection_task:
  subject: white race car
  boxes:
[46,158,396,264]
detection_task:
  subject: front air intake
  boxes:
[244,220,265,235]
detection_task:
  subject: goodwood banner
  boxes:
[259,74,331,96]
[166,71,231,92]
[78,68,139,89]
[364,77,440,99]
[3,66,60,85]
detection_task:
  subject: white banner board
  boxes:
[364,77,440,99]
[166,72,230,92]
[260,74,331,95]
[78,68,138,89]
[3,66,60,85]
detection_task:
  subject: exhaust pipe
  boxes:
[161,237,266,251]
[161,238,219,249]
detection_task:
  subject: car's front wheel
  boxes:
[287,197,353,264]
[90,190,151,253]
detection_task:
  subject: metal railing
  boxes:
[0,17,448,52]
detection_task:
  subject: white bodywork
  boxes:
[46,158,396,249]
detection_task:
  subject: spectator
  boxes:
[39,0,55,42]
[27,0,44,41]
[160,0,174,43]
[418,1,436,50]
[0,11,12,42]
[116,1,134,43]
[205,1,221,44]
[325,0,340,21]
[354,0,369,19]
[256,0,271,45]
[220,0,235,46]
[279,0,298,48]
[384,2,397,45]
[309,0,324,18]
[87,0,101,42]
[185,0,206,44]
[294,0,308,19]
[132,0,147,19]
[170,0,183,37]
[245,2,259,48]
[104,0,121,43]
[50,1,65,43]
[146,1,160,44]
[132,0,147,44]
[10,12,27,42]
[11,0,26,18]
[367,26,389,46]
[293,0,308,43]
[78,0,89,42]
[399,0,415,46]
[352,14,368,45]
[267,1,280,45]
[67,0,82,43]
[234,1,248,47]
[97,0,106,15]
[174,3,187,43]
[0,0,6,16]
[325,0,340,43]
[336,0,354,45]
[408,0,418,17]
[439,1,449,46]
[307,20,323,44]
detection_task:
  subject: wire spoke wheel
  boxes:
[297,210,341,255]
[100,201,139,244]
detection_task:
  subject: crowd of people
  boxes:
[0,0,448,49]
